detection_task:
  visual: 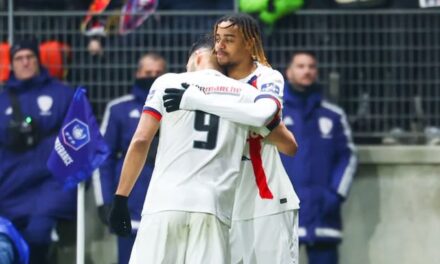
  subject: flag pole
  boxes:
[76,181,85,264]
[46,88,110,264]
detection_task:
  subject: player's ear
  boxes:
[195,52,203,67]
[245,38,254,51]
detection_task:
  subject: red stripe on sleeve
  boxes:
[143,108,162,121]
[247,76,273,199]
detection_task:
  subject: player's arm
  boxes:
[115,114,159,196]
[109,74,167,237]
[109,113,159,237]
[256,70,298,156]
[177,85,295,155]
[264,122,298,156]
[164,85,279,127]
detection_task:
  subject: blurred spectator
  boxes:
[280,51,357,264]
[0,39,77,264]
[93,52,166,264]
[0,216,29,264]
[1,41,72,83]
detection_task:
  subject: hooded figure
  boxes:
[0,39,77,264]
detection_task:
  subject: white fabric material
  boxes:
[321,101,357,197]
[232,64,300,221]
[315,228,343,238]
[321,101,357,198]
[92,170,104,206]
[142,70,259,226]
[130,211,229,264]
[230,210,299,264]
[130,220,141,230]
[180,84,278,127]
[298,227,307,237]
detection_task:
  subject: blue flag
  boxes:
[47,88,110,189]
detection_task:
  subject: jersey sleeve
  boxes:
[256,69,285,129]
[180,80,279,128]
[257,69,285,101]
[143,74,173,121]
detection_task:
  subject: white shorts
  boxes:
[129,211,230,264]
[230,210,299,264]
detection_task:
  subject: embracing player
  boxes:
[168,14,301,263]
[189,14,301,264]
[108,36,291,264]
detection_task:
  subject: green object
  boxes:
[240,0,268,12]
[25,116,32,124]
[240,0,304,25]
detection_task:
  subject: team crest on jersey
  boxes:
[5,107,12,115]
[283,116,294,126]
[261,83,280,94]
[319,117,333,138]
[62,118,90,150]
[129,109,141,118]
[37,95,53,116]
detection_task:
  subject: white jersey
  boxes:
[232,63,300,221]
[142,69,260,226]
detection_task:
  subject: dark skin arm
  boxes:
[265,122,298,156]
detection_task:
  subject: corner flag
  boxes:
[47,88,110,189]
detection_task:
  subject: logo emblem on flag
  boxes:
[62,119,91,150]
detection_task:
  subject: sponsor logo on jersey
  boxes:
[194,84,241,96]
[62,118,91,150]
[261,82,281,94]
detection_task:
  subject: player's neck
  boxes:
[226,60,257,80]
